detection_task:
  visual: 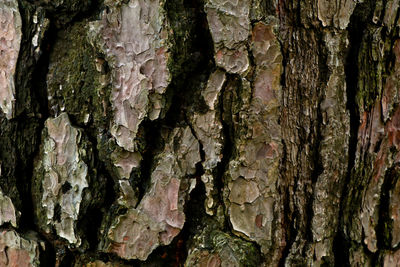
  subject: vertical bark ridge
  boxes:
[278,1,354,265]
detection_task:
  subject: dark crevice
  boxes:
[55,248,75,267]
[392,4,400,38]
[61,182,72,194]
[162,3,214,125]
[99,0,215,265]
[304,29,329,247]
[16,0,56,236]
[277,27,293,267]
[13,1,109,266]
[139,1,215,265]
[38,237,56,267]
[132,0,214,206]
[305,101,324,244]
[14,3,60,266]
[276,23,293,266]
[278,143,294,267]
[59,0,104,27]
[134,120,164,207]
[75,251,143,267]
[77,207,105,251]
[77,132,114,253]
[26,0,104,29]
[333,1,376,266]
[217,74,239,232]
[376,167,400,254]
[278,24,328,264]
[53,204,61,223]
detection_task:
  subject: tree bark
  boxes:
[0,0,400,266]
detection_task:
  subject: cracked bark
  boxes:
[1,0,400,266]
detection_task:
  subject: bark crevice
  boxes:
[216,74,235,231]
[334,1,376,265]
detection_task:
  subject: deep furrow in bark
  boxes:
[133,120,163,209]
[13,1,109,265]
[12,2,57,265]
[41,7,116,255]
[333,2,366,265]
[14,1,53,231]
[376,167,399,253]
[112,0,216,264]
[305,27,329,247]
[216,74,235,232]
[277,22,293,266]
[335,1,377,265]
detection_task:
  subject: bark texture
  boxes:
[1,0,400,266]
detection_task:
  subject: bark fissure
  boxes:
[333,2,368,264]
[377,167,399,251]
[134,120,163,208]
[278,29,293,267]
[15,2,113,265]
[14,3,51,230]
[216,74,234,231]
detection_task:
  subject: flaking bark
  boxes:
[0,0,400,266]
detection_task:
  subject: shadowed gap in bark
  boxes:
[377,166,400,252]
[12,3,57,265]
[333,1,376,265]
[115,0,216,264]
[277,22,292,267]
[133,0,214,204]
[14,1,109,265]
[305,28,329,246]
[217,74,236,231]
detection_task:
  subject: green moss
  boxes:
[47,20,112,131]
[356,25,393,112]
[31,126,49,233]
[33,0,97,27]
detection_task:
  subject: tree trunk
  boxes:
[0,0,400,266]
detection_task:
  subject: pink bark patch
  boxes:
[256,142,278,160]
[4,248,31,267]
[254,70,275,103]
[142,178,184,229]
[159,225,180,245]
[391,107,400,130]
[208,254,222,267]
[394,39,400,63]
[216,49,223,61]
[252,23,274,43]
[255,214,263,229]
[167,178,180,211]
